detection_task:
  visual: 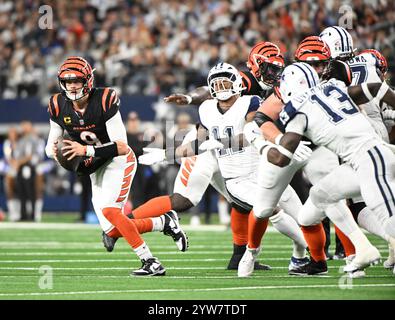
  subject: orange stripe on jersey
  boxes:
[127,150,135,163]
[118,188,129,198]
[181,168,190,180]
[48,100,53,117]
[108,90,116,109]
[102,88,110,112]
[239,71,252,92]
[184,158,195,173]
[124,164,135,177]
[122,175,132,189]
[53,93,60,117]
[180,177,188,187]
[116,195,127,203]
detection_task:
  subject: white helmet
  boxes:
[279,62,320,104]
[320,26,354,60]
[207,62,244,101]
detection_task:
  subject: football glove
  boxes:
[293,141,313,162]
[199,139,224,151]
[138,148,166,165]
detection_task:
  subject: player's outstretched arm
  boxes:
[164,86,210,106]
[348,82,395,109]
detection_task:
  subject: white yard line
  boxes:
[0,283,394,297]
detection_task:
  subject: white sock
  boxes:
[348,229,374,256]
[270,210,307,258]
[7,199,20,222]
[218,200,230,225]
[151,216,164,232]
[357,207,390,242]
[324,201,358,235]
[34,199,43,222]
[134,242,153,261]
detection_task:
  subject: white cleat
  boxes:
[383,242,395,269]
[344,254,366,278]
[237,246,261,278]
[343,246,381,273]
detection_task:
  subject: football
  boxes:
[56,135,84,172]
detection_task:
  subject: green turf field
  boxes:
[0,221,394,300]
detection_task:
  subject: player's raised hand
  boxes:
[138,148,166,165]
[163,94,192,105]
[199,139,224,151]
[293,140,312,162]
[62,140,86,160]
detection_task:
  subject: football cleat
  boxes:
[237,246,261,277]
[131,257,166,277]
[383,243,395,269]
[288,258,328,276]
[227,254,271,270]
[163,211,189,252]
[102,231,118,252]
[343,246,381,273]
[288,256,310,272]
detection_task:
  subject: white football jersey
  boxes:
[347,52,389,141]
[280,78,382,168]
[199,95,261,179]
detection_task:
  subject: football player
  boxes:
[273,62,395,273]
[45,56,188,276]
[134,43,310,271]
[238,36,377,277]
[320,27,395,272]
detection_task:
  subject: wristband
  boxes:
[86,145,95,157]
[277,145,293,159]
[183,95,192,104]
[274,134,284,145]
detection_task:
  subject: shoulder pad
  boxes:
[48,93,61,118]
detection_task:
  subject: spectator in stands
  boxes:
[3,127,20,221]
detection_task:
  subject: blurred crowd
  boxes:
[0,0,394,100]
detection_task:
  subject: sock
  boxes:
[348,228,375,257]
[134,242,153,261]
[132,196,172,219]
[230,208,249,246]
[102,207,144,249]
[334,225,355,256]
[134,218,156,233]
[34,199,43,222]
[150,216,164,232]
[270,210,307,258]
[7,199,20,222]
[107,228,122,238]
[324,201,359,236]
[357,207,390,242]
[301,224,326,262]
[248,211,269,249]
[218,200,230,225]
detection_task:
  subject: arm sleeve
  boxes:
[45,119,64,158]
[285,113,308,135]
[105,111,127,143]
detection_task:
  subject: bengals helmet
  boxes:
[247,41,285,90]
[295,36,332,78]
[359,49,388,77]
[58,56,95,101]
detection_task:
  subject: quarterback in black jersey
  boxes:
[45,56,189,276]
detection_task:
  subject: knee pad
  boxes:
[170,193,194,212]
[253,205,274,219]
[297,197,325,226]
[310,184,337,210]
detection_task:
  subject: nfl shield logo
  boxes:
[79,119,84,125]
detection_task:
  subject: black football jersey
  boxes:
[239,70,273,99]
[48,88,120,146]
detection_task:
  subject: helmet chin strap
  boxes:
[65,86,87,101]
[258,80,272,91]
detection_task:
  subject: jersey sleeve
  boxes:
[285,113,308,135]
[246,95,262,115]
[279,101,298,126]
[47,94,61,122]
[102,88,120,121]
